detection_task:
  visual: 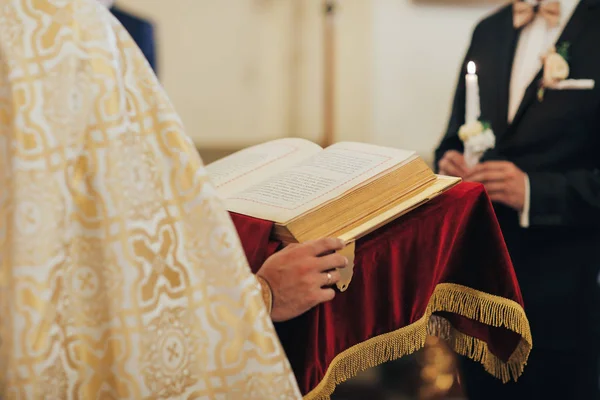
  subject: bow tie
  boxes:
[513,1,561,29]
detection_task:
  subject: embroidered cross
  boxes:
[79,271,95,291]
[24,206,36,225]
[167,342,180,362]
[217,232,231,249]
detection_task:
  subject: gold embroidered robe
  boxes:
[0,0,300,398]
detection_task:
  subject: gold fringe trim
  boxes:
[302,283,532,400]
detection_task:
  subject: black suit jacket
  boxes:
[435,0,600,349]
[110,6,157,74]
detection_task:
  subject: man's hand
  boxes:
[465,161,527,211]
[438,150,469,178]
[257,238,348,322]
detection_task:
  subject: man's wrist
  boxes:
[256,275,273,315]
[519,173,531,228]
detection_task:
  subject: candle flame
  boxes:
[467,61,476,75]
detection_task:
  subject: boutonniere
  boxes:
[458,120,496,168]
[538,42,571,101]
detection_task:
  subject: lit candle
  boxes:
[465,61,481,124]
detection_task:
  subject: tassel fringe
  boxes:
[303,283,532,400]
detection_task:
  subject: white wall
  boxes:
[115,0,300,147]
[371,0,500,165]
[113,0,503,164]
[113,0,374,148]
[334,0,374,144]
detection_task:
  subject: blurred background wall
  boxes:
[371,0,496,164]
[115,0,499,165]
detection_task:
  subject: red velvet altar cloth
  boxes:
[230,182,532,399]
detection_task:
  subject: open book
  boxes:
[206,138,460,245]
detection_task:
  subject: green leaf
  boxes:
[557,42,571,61]
[481,121,491,131]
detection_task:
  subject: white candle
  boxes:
[465,61,481,123]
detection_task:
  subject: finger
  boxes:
[487,191,508,204]
[445,150,466,164]
[438,158,451,172]
[444,150,463,160]
[438,159,450,174]
[315,288,336,304]
[471,161,511,173]
[441,151,462,165]
[305,238,345,256]
[488,192,521,210]
[320,269,341,287]
[316,253,348,271]
[482,182,506,193]
[483,182,508,196]
[445,155,468,176]
[445,153,465,167]
[466,170,508,183]
[439,158,463,177]
[283,243,300,252]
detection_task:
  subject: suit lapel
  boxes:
[508,0,599,130]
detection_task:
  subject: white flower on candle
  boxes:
[458,120,485,142]
[463,128,496,169]
[459,120,495,169]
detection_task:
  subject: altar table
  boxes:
[230,182,532,400]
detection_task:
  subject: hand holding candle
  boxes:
[459,61,495,169]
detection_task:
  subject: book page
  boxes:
[205,138,322,198]
[224,142,416,223]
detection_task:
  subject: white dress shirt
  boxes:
[96,0,116,8]
[508,0,580,228]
